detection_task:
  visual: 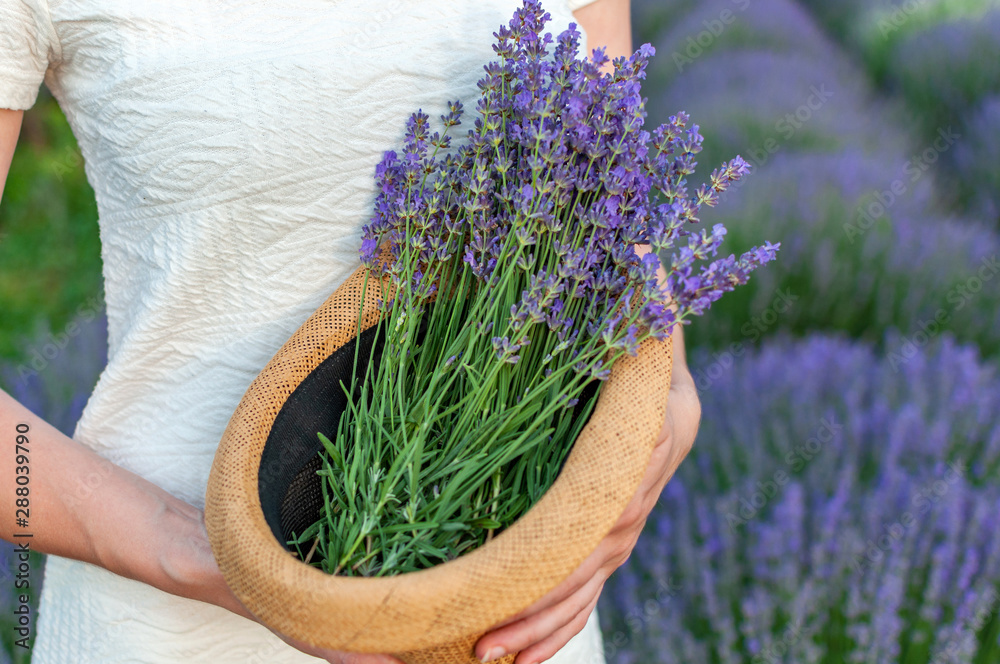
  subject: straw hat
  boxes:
[204,259,673,663]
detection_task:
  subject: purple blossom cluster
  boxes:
[359,0,777,371]
[632,0,1000,360]
[686,148,1000,356]
[0,312,108,438]
[308,0,778,578]
[887,10,1000,119]
[599,333,1000,663]
[954,95,1000,224]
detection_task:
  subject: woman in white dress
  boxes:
[0,0,702,662]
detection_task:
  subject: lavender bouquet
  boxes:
[287,0,778,577]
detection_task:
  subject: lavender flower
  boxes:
[359,0,778,359]
[599,333,1000,663]
[687,149,1000,358]
[888,11,1000,124]
[306,0,776,578]
[954,95,1000,223]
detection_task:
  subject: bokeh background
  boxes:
[2,0,999,662]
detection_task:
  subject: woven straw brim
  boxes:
[204,261,673,661]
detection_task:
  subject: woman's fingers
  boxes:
[487,470,657,632]
[476,572,607,662]
[475,376,704,663]
[513,589,603,664]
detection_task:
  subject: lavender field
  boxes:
[2,1,999,662]
[596,0,1000,662]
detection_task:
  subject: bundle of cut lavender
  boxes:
[287,0,778,578]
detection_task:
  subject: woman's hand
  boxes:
[165,504,405,664]
[474,326,702,664]
[0,384,403,663]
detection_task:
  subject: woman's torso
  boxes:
[46,0,590,509]
[19,1,607,661]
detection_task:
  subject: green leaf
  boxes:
[317,431,344,470]
[440,522,471,532]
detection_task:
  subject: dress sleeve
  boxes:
[0,0,61,110]
[566,0,603,10]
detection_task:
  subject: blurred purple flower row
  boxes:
[599,333,1000,663]
[642,0,914,175]
[690,149,1000,356]
[631,0,1000,356]
[0,312,107,438]
[953,95,1000,224]
[888,11,1000,123]
[788,2,1000,222]
[0,311,107,659]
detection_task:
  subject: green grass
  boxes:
[0,87,104,366]
[850,0,995,87]
[794,1,1000,221]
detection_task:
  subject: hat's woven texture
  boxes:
[204,260,673,662]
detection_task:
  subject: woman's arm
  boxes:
[0,106,232,609]
[474,3,703,662]
[0,109,249,625]
[0,109,23,204]
[0,108,399,663]
[571,0,633,70]
[0,384,244,615]
[0,356,403,664]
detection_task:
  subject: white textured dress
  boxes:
[0,0,609,662]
